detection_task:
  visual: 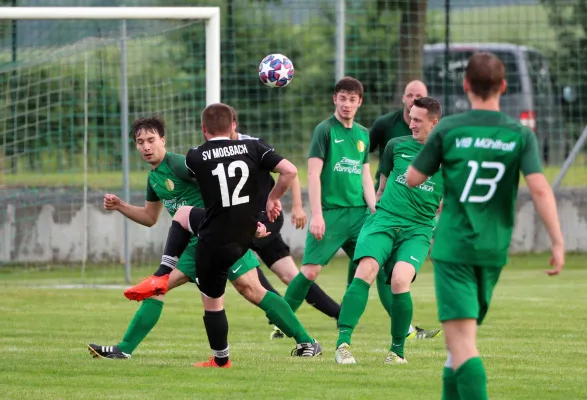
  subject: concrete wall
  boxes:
[0,187,586,264]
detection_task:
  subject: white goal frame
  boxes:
[0,7,220,284]
[0,7,221,105]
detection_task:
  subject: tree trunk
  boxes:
[393,0,427,105]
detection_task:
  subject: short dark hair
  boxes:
[131,116,165,141]
[465,52,505,100]
[201,103,234,135]
[413,97,442,119]
[334,76,364,98]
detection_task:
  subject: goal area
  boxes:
[0,7,220,285]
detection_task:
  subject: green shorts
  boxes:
[433,261,503,325]
[353,211,433,283]
[176,237,260,282]
[302,206,368,266]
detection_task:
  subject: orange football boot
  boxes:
[123,274,170,301]
[193,356,233,368]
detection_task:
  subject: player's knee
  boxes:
[300,264,321,281]
[201,294,224,311]
[390,262,415,294]
[233,273,265,305]
[355,257,379,284]
[173,206,192,231]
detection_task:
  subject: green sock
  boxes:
[336,278,371,348]
[284,272,314,313]
[376,268,393,318]
[117,298,164,354]
[443,367,460,400]
[389,292,413,358]
[455,357,488,400]
[259,291,313,344]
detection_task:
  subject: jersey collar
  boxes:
[209,137,231,141]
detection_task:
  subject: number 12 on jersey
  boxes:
[460,160,505,203]
[211,161,250,207]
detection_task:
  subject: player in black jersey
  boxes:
[185,103,322,367]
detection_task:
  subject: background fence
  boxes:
[1,0,586,284]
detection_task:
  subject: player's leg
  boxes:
[434,261,501,399]
[231,260,322,357]
[192,240,239,368]
[258,233,341,322]
[335,214,394,364]
[123,206,198,301]
[284,210,347,314]
[88,268,189,359]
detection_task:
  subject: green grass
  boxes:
[1,254,586,399]
[1,159,585,190]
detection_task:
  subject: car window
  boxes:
[423,49,522,95]
[525,51,555,106]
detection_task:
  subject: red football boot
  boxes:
[123,274,170,301]
[193,356,232,368]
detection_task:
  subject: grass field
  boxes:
[1,254,586,399]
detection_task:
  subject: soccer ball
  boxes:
[258,53,294,88]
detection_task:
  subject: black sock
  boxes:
[306,283,341,320]
[203,310,229,366]
[256,267,281,325]
[257,267,281,296]
[155,220,192,276]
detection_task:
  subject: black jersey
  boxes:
[185,137,284,245]
[237,133,276,212]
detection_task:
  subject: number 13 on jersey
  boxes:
[460,160,505,203]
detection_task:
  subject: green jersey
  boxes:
[370,108,412,191]
[145,152,205,216]
[308,115,370,210]
[412,110,542,267]
[378,135,443,227]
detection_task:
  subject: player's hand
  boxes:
[104,193,121,211]
[255,222,271,238]
[291,206,307,230]
[545,243,565,276]
[266,197,282,222]
[310,215,326,241]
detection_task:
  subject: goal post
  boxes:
[0,7,221,105]
[0,7,220,285]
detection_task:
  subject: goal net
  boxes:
[0,7,220,286]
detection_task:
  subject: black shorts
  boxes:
[187,207,206,234]
[194,238,248,299]
[250,212,291,268]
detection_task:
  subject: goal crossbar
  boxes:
[0,7,221,104]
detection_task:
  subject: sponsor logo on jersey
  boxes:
[333,156,362,175]
[357,140,365,152]
[456,137,516,151]
[396,172,436,192]
[165,179,175,191]
[163,198,186,215]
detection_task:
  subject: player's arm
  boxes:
[307,124,329,240]
[257,142,297,221]
[369,117,384,153]
[376,140,395,200]
[521,130,564,275]
[104,192,163,227]
[290,175,307,229]
[407,129,443,187]
[362,165,376,213]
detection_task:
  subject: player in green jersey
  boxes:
[370,80,441,340]
[283,77,378,319]
[407,52,564,399]
[370,80,428,191]
[88,116,319,362]
[335,97,444,365]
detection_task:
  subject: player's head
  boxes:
[131,116,166,167]
[464,52,506,101]
[402,80,428,112]
[333,76,363,122]
[201,103,237,141]
[409,97,442,144]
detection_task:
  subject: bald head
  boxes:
[402,80,428,111]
